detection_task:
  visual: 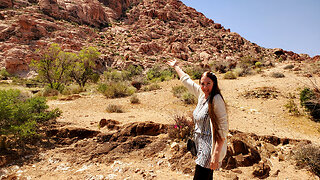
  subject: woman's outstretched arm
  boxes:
[166,59,201,97]
[166,59,186,79]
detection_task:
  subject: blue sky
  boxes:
[180,0,320,57]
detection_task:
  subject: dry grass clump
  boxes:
[224,71,237,79]
[130,94,140,104]
[283,64,295,70]
[270,72,285,78]
[142,83,161,91]
[243,87,279,99]
[61,84,84,95]
[106,104,124,113]
[171,85,196,104]
[182,92,197,104]
[294,143,320,177]
[172,85,188,98]
[41,86,59,97]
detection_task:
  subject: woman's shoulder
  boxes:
[213,94,223,101]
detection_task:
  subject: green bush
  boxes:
[0,69,11,80]
[0,89,61,139]
[255,61,262,68]
[103,69,131,82]
[98,82,135,98]
[127,65,143,77]
[294,144,320,177]
[224,71,237,79]
[172,85,188,98]
[146,66,175,82]
[300,88,320,121]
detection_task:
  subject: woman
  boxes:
[167,59,228,180]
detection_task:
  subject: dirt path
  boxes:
[1,64,320,179]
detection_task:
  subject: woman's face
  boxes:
[200,74,214,98]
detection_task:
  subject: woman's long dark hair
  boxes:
[200,71,225,141]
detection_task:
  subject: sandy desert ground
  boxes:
[1,62,320,179]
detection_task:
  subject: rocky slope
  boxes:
[0,0,315,75]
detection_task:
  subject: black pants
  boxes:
[193,164,213,180]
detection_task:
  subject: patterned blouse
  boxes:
[180,74,228,169]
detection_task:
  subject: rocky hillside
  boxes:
[0,0,316,75]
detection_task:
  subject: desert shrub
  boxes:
[61,84,84,95]
[0,89,61,140]
[98,82,135,98]
[41,86,60,97]
[182,92,197,104]
[224,71,237,79]
[168,114,194,141]
[233,67,245,77]
[300,88,320,121]
[284,93,300,116]
[127,64,143,77]
[284,64,295,70]
[172,85,188,98]
[146,66,161,80]
[270,72,285,78]
[243,87,279,99]
[212,61,228,73]
[90,73,100,83]
[130,94,140,104]
[255,61,262,68]
[103,69,131,82]
[106,104,124,113]
[146,65,175,82]
[185,66,205,79]
[294,144,320,177]
[0,69,11,80]
[142,83,161,91]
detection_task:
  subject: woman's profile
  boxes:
[167,59,229,180]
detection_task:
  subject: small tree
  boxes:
[69,47,101,88]
[32,44,73,91]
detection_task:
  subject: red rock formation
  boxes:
[39,0,110,28]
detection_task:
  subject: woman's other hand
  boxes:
[166,59,177,67]
[210,161,219,170]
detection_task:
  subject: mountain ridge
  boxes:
[0,0,315,75]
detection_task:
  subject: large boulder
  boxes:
[4,48,29,74]
[0,0,13,8]
[39,0,63,19]
[97,0,141,19]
